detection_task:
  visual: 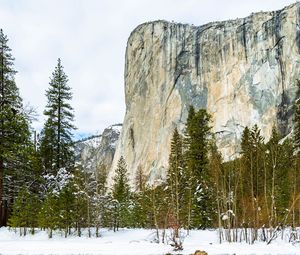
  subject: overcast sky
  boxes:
[0,0,296,138]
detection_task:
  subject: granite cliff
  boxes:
[110,3,300,186]
[75,124,122,173]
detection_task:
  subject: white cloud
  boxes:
[0,0,296,136]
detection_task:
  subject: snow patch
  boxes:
[0,228,299,255]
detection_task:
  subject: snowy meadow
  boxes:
[0,227,300,255]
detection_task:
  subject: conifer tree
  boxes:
[93,164,109,236]
[294,80,300,153]
[240,126,253,209]
[166,128,185,236]
[185,106,214,229]
[38,194,60,238]
[131,167,149,228]
[58,183,76,237]
[112,156,131,229]
[8,186,40,235]
[208,138,224,230]
[0,29,31,226]
[241,126,252,159]
[250,124,265,198]
[72,168,88,236]
[292,80,300,227]
[241,125,265,231]
[40,58,75,175]
[183,106,196,231]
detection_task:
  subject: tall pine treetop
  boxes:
[113,156,130,203]
[0,29,21,109]
[44,58,73,120]
[0,29,16,76]
[40,58,76,174]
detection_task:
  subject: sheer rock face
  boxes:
[110,3,300,186]
[75,124,122,173]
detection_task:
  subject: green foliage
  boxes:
[8,186,40,234]
[113,157,130,202]
[112,157,133,228]
[0,29,32,226]
[130,167,152,228]
[166,128,186,230]
[294,80,300,153]
[73,171,87,228]
[57,183,76,235]
[185,106,215,229]
[39,58,75,175]
[38,181,76,238]
[38,193,60,237]
[3,29,300,235]
[130,191,149,228]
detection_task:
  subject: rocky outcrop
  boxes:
[75,124,122,173]
[110,3,300,186]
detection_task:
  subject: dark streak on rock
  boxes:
[277,91,291,136]
[273,10,286,91]
[297,4,300,54]
[272,36,286,50]
[195,29,201,76]
[129,127,135,149]
[237,21,248,61]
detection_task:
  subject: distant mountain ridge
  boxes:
[75,124,122,173]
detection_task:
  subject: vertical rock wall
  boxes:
[110,3,300,186]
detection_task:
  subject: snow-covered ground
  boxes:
[0,227,299,255]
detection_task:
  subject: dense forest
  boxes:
[0,28,300,248]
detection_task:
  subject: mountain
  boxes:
[75,124,122,173]
[108,3,300,186]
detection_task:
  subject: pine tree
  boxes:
[185,107,214,229]
[72,168,88,237]
[241,126,252,158]
[58,182,76,237]
[112,156,131,229]
[38,193,60,238]
[166,128,185,237]
[40,58,75,175]
[250,124,265,199]
[241,125,265,231]
[292,80,300,227]
[294,80,300,153]
[93,164,108,236]
[240,126,253,214]
[208,137,223,228]
[0,29,31,226]
[132,167,149,228]
[96,164,108,196]
[8,186,40,235]
[184,106,196,231]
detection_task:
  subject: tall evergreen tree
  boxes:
[8,186,40,235]
[112,156,131,229]
[185,106,214,229]
[0,29,31,226]
[240,125,265,230]
[294,80,300,153]
[166,128,185,236]
[40,58,75,175]
[292,80,300,228]
[250,124,265,199]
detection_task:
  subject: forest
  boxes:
[0,27,300,249]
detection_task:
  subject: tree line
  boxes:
[1,29,300,245]
[0,28,76,229]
